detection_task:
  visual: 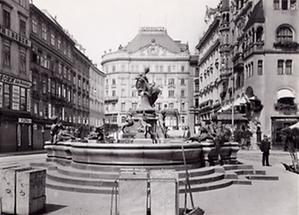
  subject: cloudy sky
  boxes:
[33,0,220,66]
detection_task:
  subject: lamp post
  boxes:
[231,71,235,140]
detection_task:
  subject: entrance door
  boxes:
[17,123,32,151]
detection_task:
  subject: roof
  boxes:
[124,27,189,53]
[244,0,265,31]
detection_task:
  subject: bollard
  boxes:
[118,169,148,215]
[0,166,32,214]
[16,168,47,215]
[150,169,179,215]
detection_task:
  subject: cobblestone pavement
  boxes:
[0,150,298,215]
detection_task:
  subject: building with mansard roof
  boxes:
[101,27,190,130]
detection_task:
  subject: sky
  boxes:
[33,0,220,66]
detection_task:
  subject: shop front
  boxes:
[271,116,299,146]
[0,73,32,153]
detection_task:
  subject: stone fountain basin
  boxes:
[44,140,239,168]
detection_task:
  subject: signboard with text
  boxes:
[0,82,3,108]
[12,86,20,111]
[0,73,31,88]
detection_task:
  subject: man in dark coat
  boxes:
[260,135,271,166]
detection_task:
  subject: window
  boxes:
[194,80,199,92]
[181,89,185,98]
[42,77,47,94]
[181,66,185,72]
[112,66,116,72]
[195,98,199,108]
[132,102,137,110]
[19,49,26,73]
[182,116,185,124]
[285,60,292,75]
[277,26,294,42]
[181,79,185,86]
[121,89,125,97]
[195,68,199,77]
[274,0,280,9]
[168,78,174,86]
[19,19,26,36]
[168,66,171,73]
[277,60,284,75]
[42,24,47,40]
[282,0,288,9]
[57,37,61,49]
[32,19,37,33]
[2,40,11,67]
[168,90,175,98]
[257,60,263,75]
[50,32,55,46]
[112,90,116,97]
[3,84,11,109]
[20,88,26,111]
[181,102,185,111]
[169,103,174,109]
[3,9,10,29]
[121,103,125,111]
[112,79,116,86]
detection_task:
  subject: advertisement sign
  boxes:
[12,86,20,110]
[27,89,31,112]
[0,82,3,108]
[0,73,31,88]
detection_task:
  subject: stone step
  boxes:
[223,164,253,171]
[245,175,279,181]
[232,169,266,175]
[179,179,233,193]
[46,180,115,194]
[47,170,117,187]
[54,164,218,180]
[179,172,225,186]
[232,180,252,185]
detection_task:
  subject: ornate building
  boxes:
[0,0,32,152]
[102,27,190,129]
[192,13,222,132]
[195,0,299,146]
[229,0,299,146]
[89,64,105,128]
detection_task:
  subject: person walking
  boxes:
[260,135,271,166]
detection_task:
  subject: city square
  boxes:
[0,0,299,214]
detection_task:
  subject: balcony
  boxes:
[273,41,299,50]
[104,96,119,103]
[243,41,264,59]
[0,25,31,47]
[232,52,244,68]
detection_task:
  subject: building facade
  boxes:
[102,27,190,129]
[230,0,299,146]
[0,0,32,152]
[195,0,299,146]
[30,4,91,147]
[89,64,105,129]
[192,15,223,132]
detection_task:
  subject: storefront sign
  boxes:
[0,73,31,88]
[12,86,20,110]
[0,82,3,108]
[27,89,31,112]
[18,118,32,124]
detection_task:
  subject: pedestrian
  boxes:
[260,135,271,166]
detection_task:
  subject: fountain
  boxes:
[43,68,240,195]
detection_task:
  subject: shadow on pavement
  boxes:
[44,203,67,214]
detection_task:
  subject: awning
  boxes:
[277,89,295,100]
[290,121,299,129]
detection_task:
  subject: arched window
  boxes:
[256,26,264,42]
[276,26,294,42]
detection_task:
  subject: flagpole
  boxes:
[231,70,235,140]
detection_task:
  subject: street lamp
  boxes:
[231,70,235,140]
